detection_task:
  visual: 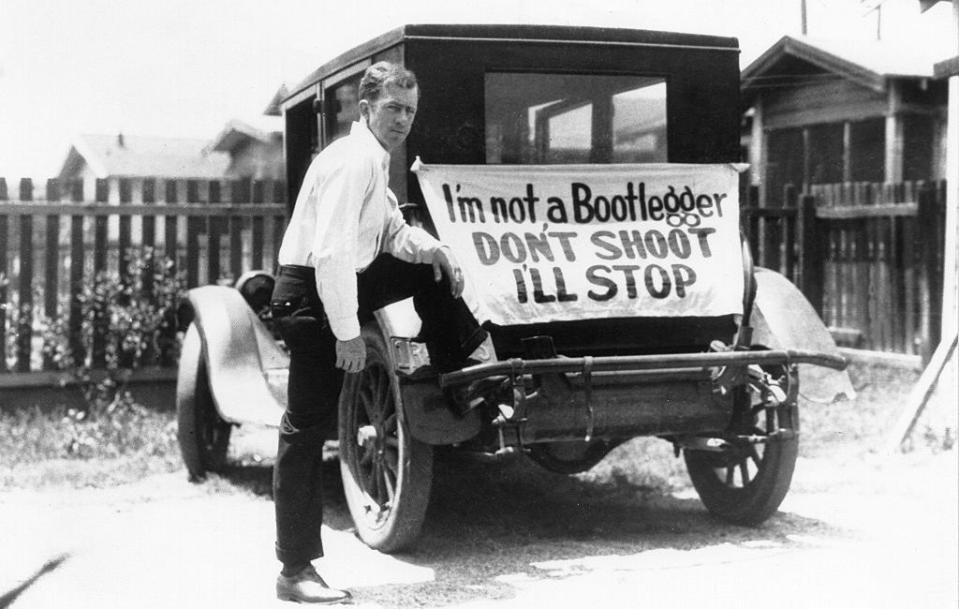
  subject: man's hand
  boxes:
[336,337,366,373]
[432,246,464,298]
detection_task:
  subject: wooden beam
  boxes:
[0,366,178,389]
[886,332,958,451]
[816,202,918,219]
[885,81,904,183]
[749,99,764,196]
[842,121,852,182]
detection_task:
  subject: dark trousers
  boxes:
[271,255,486,566]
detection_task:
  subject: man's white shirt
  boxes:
[277,120,444,341]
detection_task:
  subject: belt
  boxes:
[278,264,315,280]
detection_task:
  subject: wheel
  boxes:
[528,440,618,474]
[338,323,433,552]
[684,363,799,526]
[176,324,232,481]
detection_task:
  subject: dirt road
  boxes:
[1,437,955,609]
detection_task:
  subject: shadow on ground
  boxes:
[216,447,841,608]
[356,451,839,607]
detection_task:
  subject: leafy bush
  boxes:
[1,271,33,371]
[39,247,185,418]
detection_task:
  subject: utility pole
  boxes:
[861,0,885,40]
[801,0,808,35]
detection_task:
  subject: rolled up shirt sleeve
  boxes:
[383,189,445,264]
[310,157,374,341]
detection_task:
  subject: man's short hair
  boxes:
[359,62,418,103]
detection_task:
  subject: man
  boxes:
[270,61,489,603]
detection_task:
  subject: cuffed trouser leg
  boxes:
[273,414,327,564]
[271,267,341,566]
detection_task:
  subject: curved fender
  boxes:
[752,268,856,403]
[186,285,289,427]
[373,299,481,445]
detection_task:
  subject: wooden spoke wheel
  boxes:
[338,323,433,552]
[684,364,799,526]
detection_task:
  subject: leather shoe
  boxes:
[276,565,351,604]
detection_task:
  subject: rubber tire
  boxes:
[338,323,434,553]
[176,324,232,481]
[684,386,798,526]
[528,440,617,474]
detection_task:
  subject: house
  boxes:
[206,115,284,180]
[58,133,231,201]
[206,83,287,181]
[741,35,949,206]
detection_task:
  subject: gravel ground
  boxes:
[1,432,955,609]
[2,359,957,609]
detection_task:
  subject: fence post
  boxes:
[16,179,34,371]
[207,180,223,284]
[163,179,179,267]
[798,193,824,316]
[783,184,799,282]
[43,179,61,370]
[186,180,201,288]
[118,178,133,283]
[0,178,7,373]
[251,180,266,269]
[917,181,944,364]
[229,179,249,280]
[92,178,109,368]
[69,181,85,366]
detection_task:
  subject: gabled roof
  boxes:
[58,133,230,181]
[742,36,942,106]
[208,116,283,153]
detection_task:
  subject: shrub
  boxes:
[39,247,185,418]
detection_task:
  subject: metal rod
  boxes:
[439,348,847,388]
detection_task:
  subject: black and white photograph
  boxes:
[1,1,957,607]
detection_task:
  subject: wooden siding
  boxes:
[764,79,886,130]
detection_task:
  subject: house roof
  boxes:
[59,133,230,181]
[741,35,944,106]
[208,117,283,153]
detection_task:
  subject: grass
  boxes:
[0,358,950,493]
[0,402,182,490]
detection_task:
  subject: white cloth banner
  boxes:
[412,161,745,326]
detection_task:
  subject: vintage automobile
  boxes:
[176,24,854,553]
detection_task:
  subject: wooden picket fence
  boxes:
[0,176,288,376]
[742,180,946,359]
[1,174,947,379]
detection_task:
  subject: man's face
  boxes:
[361,83,418,151]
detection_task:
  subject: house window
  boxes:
[765,118,887,205]
[902,114,933,182]
[808,123,843,185]
[484,73,667,164]
[849,118,884,182]
[765,127,803,203]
